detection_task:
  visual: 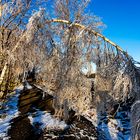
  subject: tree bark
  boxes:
[0,62,8,86]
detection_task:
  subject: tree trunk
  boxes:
[0,62,8,86]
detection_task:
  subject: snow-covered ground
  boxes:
[85,108,131,140]
[0,85,67,140]
[0,85,23,139]
[28,110,67,131]
[0,83,131,140]
[97,112,131,140]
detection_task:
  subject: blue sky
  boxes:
[88,0,140,62]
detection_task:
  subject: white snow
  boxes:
[0,85,24,139]
[26,82,32,89]
[0,94,20,139]
[0,84,67,139]
[28,110,67,130]
[0,84,131,140]
[84,108,131,140]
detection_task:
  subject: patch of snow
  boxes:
[28,110,67,130]
[0,88,21,139]
[98,121,117,140]
[26,82,32,89]
[84,107,131,140]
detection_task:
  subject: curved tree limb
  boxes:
[46,19,127,56]
[0,19,131,88]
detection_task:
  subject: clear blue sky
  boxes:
[88,0,140,62]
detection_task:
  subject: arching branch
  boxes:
[46,19,127,56]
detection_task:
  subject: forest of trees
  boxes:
[0,0,140,140]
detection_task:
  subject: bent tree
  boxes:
[0,0,104,103]
[1,0,140,139]
[0,0,137,110]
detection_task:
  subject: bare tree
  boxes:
[0,0,48,97]
[1,0,135,116]
[0,0,105,115]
